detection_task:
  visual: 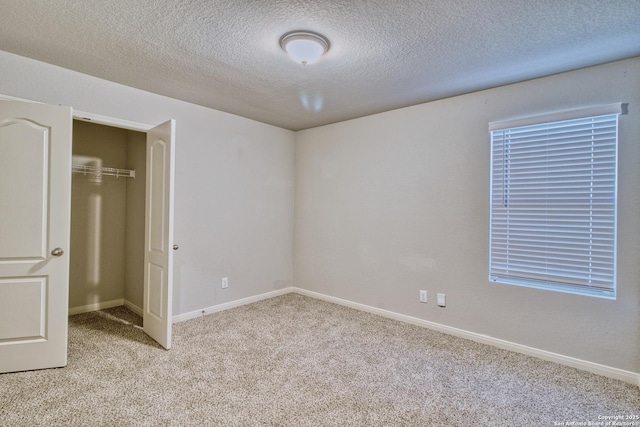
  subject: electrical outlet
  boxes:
[221,277,228,289]
[419,290,427,303]
[437,293,446,307]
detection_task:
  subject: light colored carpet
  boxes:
[1,293,638,426]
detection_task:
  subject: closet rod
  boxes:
[72,164,136,179]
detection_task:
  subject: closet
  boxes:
[0,100,175,373]
[69,120,146,316]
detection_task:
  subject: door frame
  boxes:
[0,93,175,344]
[0,95,151,132]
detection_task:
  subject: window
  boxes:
[488,104,625,298]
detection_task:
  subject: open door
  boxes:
[143,120,175,349]
[0,101,72,373]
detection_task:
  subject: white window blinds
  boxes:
[489,107,621,298]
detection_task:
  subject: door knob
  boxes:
[51,247,64,257]
[173,245,179,250]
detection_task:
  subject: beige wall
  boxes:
[294,58,640,373]
[3,48,638,374]
[70,121,146,310]
[0,50,295,317]
[124,130,146,309]
[70,121,128,308]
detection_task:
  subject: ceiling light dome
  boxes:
[280,31,330,65]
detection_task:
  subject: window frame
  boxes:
[488,104,625,299]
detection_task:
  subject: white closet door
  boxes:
[0,101,72,373]
[143,120,175,349]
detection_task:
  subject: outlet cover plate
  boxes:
[419,290,427,303]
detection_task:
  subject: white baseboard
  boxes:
[292,287,640,387]
[69,298,125,315]
[172,287,294,323]
[69,299,142,317]
[123,299,143,317]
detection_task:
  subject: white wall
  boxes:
[294,58,640,373]
[0,50,295,316]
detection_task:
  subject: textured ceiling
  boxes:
[1,1,639,130]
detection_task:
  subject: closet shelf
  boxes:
[72,164,136,179]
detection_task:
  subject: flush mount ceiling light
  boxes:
[280,31,330,65]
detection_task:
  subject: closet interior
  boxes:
[69,120,146,316]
